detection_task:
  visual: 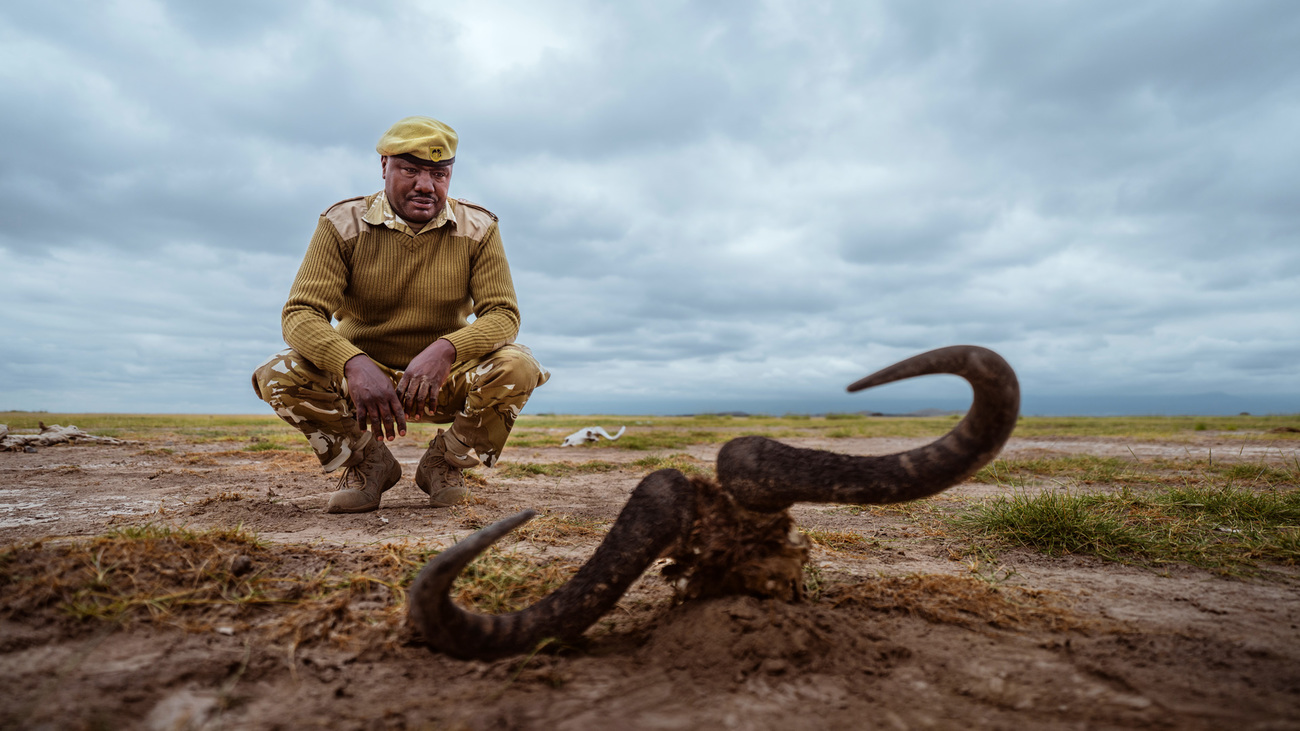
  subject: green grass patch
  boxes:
[975,455,1141,486]
[975,456,1298,490]
[1214,463,1299,487]
[244,440,286,452]
[953,486,1300,573]
[496,461,620,479]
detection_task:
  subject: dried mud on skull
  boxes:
[1,418,1299,730]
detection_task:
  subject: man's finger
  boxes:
[407,381,421,415]
[412,379,429,415]
[392,394,407,436]
[397,384,411,415]
[354,400,369,432]
[373,400,393,441]
[424,377,443,417]
[364,399,382,440]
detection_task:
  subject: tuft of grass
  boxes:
[1214,463,1299,487]
[511,514,609,546]
[631,453,712,477]
[802,563,825,601]
[192,492,247,506]
[803,529,880,554]
[953,486,1300,573]
[452,549,578,614]
[954,491,1144,559]
[244,441,283,452]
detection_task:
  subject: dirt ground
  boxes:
[2,430,1299,730]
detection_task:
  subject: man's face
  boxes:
[381,156,453,225]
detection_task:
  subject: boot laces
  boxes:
[335,464,368,492]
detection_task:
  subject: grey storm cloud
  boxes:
[1,0,1298,415]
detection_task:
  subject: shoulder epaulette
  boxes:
[321,196,369,241]
[455,198,498,222]
[321,196,366,217]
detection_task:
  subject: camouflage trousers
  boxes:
[251,344,549,472]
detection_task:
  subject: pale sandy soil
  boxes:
[2,432,1298,730]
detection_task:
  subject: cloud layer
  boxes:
[2,1,1297,415]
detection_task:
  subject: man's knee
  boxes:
[480,345,549,392]
[251,348,337,405]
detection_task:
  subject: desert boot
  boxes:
[325,434,402,514]
[415,429,473,507]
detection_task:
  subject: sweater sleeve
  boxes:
[440,222,521,362]
[281,217,366,378]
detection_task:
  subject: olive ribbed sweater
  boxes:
[281,194,520,378]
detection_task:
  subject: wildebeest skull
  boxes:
[409,345,1020,660]
[560,425,627,447]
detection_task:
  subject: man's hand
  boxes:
[344,355,407,441]
[397,339,457,418]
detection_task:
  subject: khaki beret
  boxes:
[376,116,458,164]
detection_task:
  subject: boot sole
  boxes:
[428,486,471,508]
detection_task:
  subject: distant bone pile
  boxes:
[0,423,128,452]
[409,345,1021,660]
[560,426,627,447]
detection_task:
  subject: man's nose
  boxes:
[413,171,436,192]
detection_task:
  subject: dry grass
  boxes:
[511,514,609,546]
[0,524,579,650]
[803,528,880,554]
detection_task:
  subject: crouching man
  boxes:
[253,116,548,513]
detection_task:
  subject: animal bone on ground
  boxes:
[0,423,128,452]
[410,345,1020,660]
[560,425,627,447]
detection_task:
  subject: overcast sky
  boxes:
[2,1,1297,416]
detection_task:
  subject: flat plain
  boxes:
[2,412,1298,730]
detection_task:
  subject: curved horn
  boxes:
[409,469,696,660]
[717,345,1019,512]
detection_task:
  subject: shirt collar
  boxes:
[363,191,456,236]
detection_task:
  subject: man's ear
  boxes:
[380,155,389,179]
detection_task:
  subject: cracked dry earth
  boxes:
[2,432,1299,730]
